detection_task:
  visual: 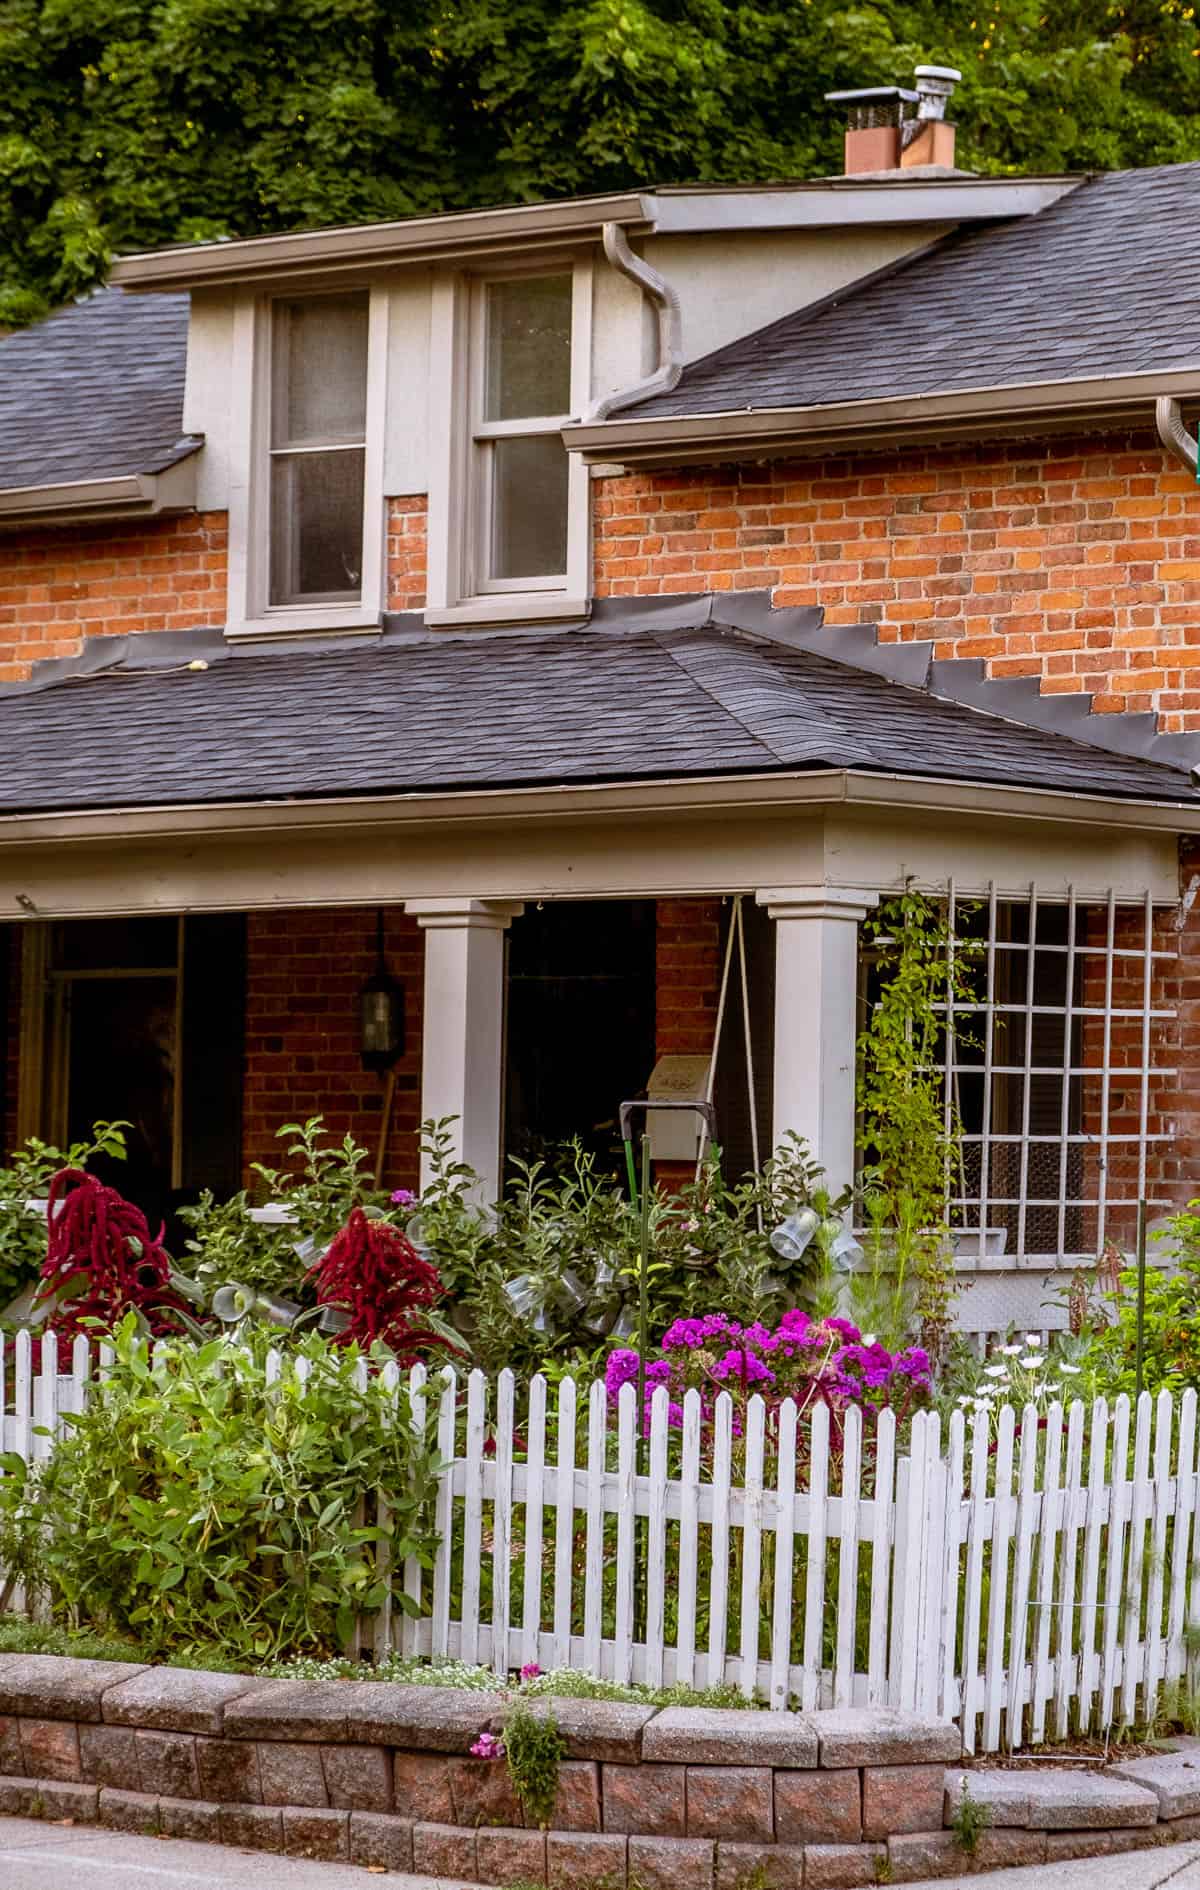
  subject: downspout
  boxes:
[587,222,683,421]
[1155,395,1198,476]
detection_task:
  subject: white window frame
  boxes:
[225,285,389,640]
[425,256,592,628]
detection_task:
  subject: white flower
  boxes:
[861,1334,877,1347]
[985,1364,1008,1378]
[1024,1333,1042,1347]
[1001,1344,1022,1356]
[957,1394,972,1406]
[1060,1363,1082,1376]
[1020,1355,1044,1369]
[1044,1383,1062,1396]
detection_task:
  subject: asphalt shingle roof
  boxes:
[0,287,198,490]
[0,606,1191,816]
[631,162,1200,418]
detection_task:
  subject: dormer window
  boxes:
[426,259,592,627]
[269,293,368,605]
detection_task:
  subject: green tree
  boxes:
[1,0,1199,324]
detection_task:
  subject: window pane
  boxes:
[270,449,365,603]
[273,293,368,446]
[485,276,572,421]
[491,434,568,580]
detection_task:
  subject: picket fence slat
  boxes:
[10,1350,1200,1750]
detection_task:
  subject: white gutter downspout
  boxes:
[1156,395,1198,475]
[587,222,683,420]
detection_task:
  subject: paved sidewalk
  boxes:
[2,1818,1200,1889]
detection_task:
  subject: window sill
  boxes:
[225,607,383,643]
[424,595,590,629]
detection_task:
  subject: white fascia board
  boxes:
[0,766,1193,852]
[0,455,199,527]
[565,364,1200,462]
[647,177,1080,233]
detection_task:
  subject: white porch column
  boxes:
[405,898,524,1201]
[756,887,877,1196]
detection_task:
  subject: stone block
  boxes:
[886,1831,962,1880]
[195,1735,261,1803]
[685,1765,773,1841]
[393,1750,456,1823]
[493,1697,657,1762]
[348,1681,504,1753]
[628,1834,715,1890]
[35,1780,99,1822]
[159,1796,223,1843]
[220,1680,348,1743]
[477,1825,548,1885]
[258,1739,329,1807]
[0,1715,23,1773]
[282,1806,349,1860]
[1109,1748,1200,1818]
[862,1761,945,1839]
[98,1786,160,1835]
[774,1766,862,1843]
[20,1715,81,1781]
[0,1654,147,1722]
[972,1829,1049,1870]
[218,1803,284,1851]
[412,1819,478,1879]
[349,1809,416,1872]
[811,1709,960,1770]
[134,1729,200,1800]
[603,1760,685,1834]
[0,1776,38,1816]
[547,1830,628,1887]
[320,1741,392,1811]
[79,1723,139,1788]
[101,1666,252,1734]
[550,1758,601,1831]
[715,1840,806,1889]
[1043,1829,1119,1861]
[449,1753,526,1827]
[803,1843,887,1889]
[644,1707,816,1769]
[955,1765,1159,1830]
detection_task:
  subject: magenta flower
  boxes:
[390,1187,417,1207]
[470,1732,505,1760]
[519,1662,542,1682]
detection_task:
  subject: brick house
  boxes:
[2,72,1200,1337]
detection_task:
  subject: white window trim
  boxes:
[225,286,389,640]
[425,257,592,628]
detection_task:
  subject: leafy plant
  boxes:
[0,1121,128,1310]
[501,1700,566,1827]
[1081,1201,1200,1396]
[0,1316,445,1662]
[251,1116,395,1248]
[948,1775,992,1854]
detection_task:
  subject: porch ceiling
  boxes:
[0,594,1195,820]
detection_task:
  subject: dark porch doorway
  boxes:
[504,899,656,1178]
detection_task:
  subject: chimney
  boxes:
[825,64,961,176]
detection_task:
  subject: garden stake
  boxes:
[1135,1196,1148,1401]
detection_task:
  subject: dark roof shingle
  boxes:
[0,603,1191,816]
[631,163,1200,418]
[0,287,197,490]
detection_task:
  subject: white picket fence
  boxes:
[3,1331,1199,1753]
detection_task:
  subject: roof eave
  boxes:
[565,366,1200,466]
[0,454,200,529]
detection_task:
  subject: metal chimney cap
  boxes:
[914,65,962,85]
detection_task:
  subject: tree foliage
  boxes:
[2,0,1200,322]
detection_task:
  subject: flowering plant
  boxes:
[604,1308,931,1455]
[953,1331,1083,1428]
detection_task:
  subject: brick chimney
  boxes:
[825,65,961,175]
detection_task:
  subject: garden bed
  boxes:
[0,1654,1198,1887]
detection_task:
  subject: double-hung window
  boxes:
[427,262,591,624]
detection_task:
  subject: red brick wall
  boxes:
[386,495,428,611]
[0,512,227,682]
[242,907,425,1194]
[594,435,1200,731]
[653,898,722,1185]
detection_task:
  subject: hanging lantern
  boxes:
[360,909,405,1072]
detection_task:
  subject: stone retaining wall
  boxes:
[0,1655,1197,1887]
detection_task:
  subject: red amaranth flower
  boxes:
[307,1206,450,1364]
[33,1168,190,1342]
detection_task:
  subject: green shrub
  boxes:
[0,1316,444,1663]
[502,1700,566,1827]
[1082,1201,1200,1395]
[0,1120,128,1308]
[949,1776,991,1854]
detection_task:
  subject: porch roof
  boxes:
[0,594,1196,817]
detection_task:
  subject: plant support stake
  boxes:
[1135,1196,1147,1401]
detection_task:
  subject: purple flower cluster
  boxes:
[605,1306,932,1438]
